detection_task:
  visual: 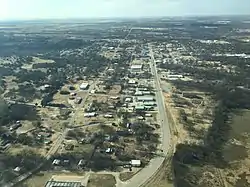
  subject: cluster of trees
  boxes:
[158,27,250,187]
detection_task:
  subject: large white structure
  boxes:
[130,160,141,167]
[80,82,89,90]
[137,96,154,102]
[131,64,143,72]
[84,112,96,117]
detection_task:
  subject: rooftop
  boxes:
[131,64,143,69]
[45,180,84,187]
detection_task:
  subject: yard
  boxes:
[87,174,116,187]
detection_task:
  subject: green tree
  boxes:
[0,98,10,126]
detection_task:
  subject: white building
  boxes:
[80,82,89,90]
[137,96,154,102]
[131,64,143,72]
[104,114,113,118]
[130,160,141,167]
[84,112,96,117]
[128,79,136,84]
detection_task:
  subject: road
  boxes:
[120,45,171,187]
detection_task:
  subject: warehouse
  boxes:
[131,64,143,72]
[79,82,89,90]
[137,96,155,102]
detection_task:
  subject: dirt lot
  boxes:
[87,174,116,187]
[108,85,122,95]
[23,171,86,187]
[119,172,136,182]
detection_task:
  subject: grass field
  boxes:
[87,174,116,187]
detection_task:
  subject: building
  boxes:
[77,159,86,167]
[45,180,84,187]
[143,102,156,106]
[104,114,113,118]
[131,64,143,72]
[80,82,89,90]
[137,96,154,102]
[52,159,61,166]
[134,91,143,96]
[128,79,136,84]
[125,97,133,103]
[135,105,145,111]
[145,113,152,117]
[84,112,96,118]
[130,160,141,167]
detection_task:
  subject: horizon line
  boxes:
[0,14,250,23]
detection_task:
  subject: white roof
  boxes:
[80,82,89,88]
[128,80,136,84]
[84,112,96,117]
[137,96,154,101]
[131,64,143,69]
[130,160,141,165]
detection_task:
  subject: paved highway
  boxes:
[120,44,171,187]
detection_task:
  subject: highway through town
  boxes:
[120,45,171,187]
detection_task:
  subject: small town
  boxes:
[1,3,250,187]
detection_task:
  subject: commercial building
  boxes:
[144,102,156,106]
[131,64,143,72]
[130,160,141,167]
[45,180,84,187]
[135,105,145,111]
[80,82,89,90]
[137,96,154,102]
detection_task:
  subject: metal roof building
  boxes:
[137,96,154,102]
[45,180,84,187]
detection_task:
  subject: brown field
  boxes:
[108,85,122,95]
[119,172,136,182]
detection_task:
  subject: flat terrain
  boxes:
[87,174,116,187]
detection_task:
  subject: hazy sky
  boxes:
[0,0,249,20]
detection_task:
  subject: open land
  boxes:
[0,16,250,187]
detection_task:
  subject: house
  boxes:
[104,114,113,118]
[70,92,77,96]
[128,79,136,84]
[134,91,143,96]
[125,97,133,103]
[145,113,152,117]
[13,167,21,172]
[135,105,145,111]
[52,159,61,166]
[105,148,114,154]
[80,82,89,90]
[84,112,96,118]
[78,159,86,167]
[143,102,156,106]
[137,116,144,120]
[142,91,151,95]
[110,96,119,100]
[130,160,141,167]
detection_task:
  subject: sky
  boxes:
[0,0,249,20]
